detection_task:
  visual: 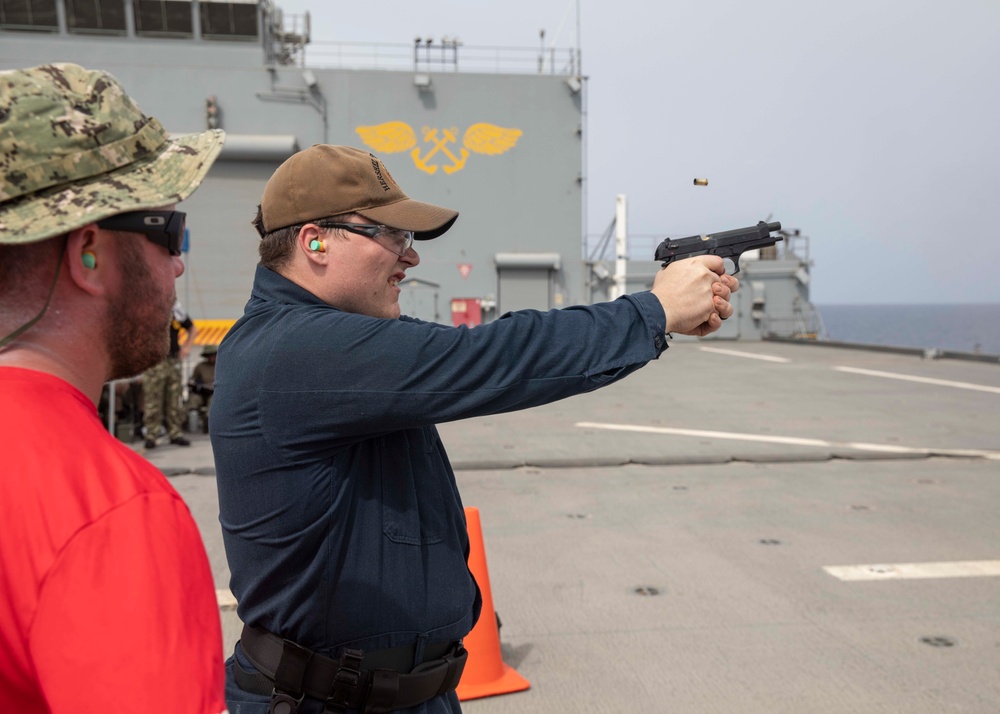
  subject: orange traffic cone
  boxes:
[456,507,531,701]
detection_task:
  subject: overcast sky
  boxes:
[272,0,999,305]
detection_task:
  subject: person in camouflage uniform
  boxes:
[185,344,217,432]
[143,298,196,448]
[0,63,227,713]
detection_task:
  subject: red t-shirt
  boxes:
[0,367,226,713]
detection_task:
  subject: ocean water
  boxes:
[816,304,1000,356]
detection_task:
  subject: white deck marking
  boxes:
[834,366,1000,395]
[217,588,237,610]
[577,422,829,447]
[824,560,1000,581]
[574,422,1000,460]
[698,346,791,363]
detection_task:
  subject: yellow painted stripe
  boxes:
[179,319,237,346]
[824,560,1000,581]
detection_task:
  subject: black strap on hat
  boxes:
[0,238,67,352]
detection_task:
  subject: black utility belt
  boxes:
[235,624,467,714]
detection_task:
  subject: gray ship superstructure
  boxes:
[9,7,1000,712]
[1,0,817,338]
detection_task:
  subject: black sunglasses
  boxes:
[97,210,186,256]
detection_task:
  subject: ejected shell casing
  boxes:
[693,178,709,186]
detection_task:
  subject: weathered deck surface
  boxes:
[143,341,1000,713]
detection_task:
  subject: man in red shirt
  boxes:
[0,63,227,713]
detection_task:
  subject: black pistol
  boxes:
[654,220,782,274]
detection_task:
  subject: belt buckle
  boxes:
[324,648,365,714]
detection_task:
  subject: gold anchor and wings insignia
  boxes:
[355,121,523,175]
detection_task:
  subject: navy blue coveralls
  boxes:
[212,265,668,713]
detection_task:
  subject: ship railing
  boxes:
[761,307,826,341]
[293,40,580,76]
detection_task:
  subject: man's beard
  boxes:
[103,239,175,380]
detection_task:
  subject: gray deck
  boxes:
[143,341,1000,713]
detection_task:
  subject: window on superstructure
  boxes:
[200,0,257,41]
[0,0,58,31]
[66,0,127,33]
[133,0,192,36]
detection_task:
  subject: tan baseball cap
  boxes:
[259,144,458,240]
[0,63,224,245]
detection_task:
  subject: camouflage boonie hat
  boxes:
[0,63,225,245]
